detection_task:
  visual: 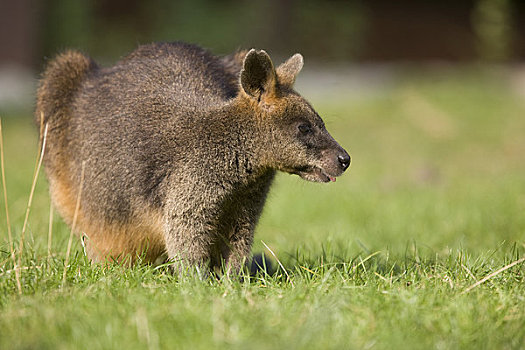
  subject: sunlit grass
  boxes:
[1,68,524,349]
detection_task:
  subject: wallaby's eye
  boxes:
[298,124,312,134]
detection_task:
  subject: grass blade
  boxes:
[47,199,54,270]
[461,256,525,294]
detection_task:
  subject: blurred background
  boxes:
[1,0,525,113]
[0,0,524,255]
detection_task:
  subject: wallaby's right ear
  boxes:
[240,49,276,100]
[276,53,303,87]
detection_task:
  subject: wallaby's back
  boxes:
[36,42,247,262]
[113,42,241,110]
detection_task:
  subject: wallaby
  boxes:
[36,42,350,273]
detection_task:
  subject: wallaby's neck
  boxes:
[213,100,274,179]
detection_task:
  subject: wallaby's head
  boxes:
[239,49,350,182]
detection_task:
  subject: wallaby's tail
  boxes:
[36,50,97,129]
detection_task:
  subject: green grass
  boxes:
[1,67,525,349]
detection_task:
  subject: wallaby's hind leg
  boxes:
[50,174,166,265]
[80,225,167,265]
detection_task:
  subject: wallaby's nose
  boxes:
[338,153,351,171]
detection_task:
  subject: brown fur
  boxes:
[36,42,350,273]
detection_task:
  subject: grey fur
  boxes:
[36,41,350,273]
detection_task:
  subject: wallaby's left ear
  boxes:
[240,49,276,99]
[276,53,304,87]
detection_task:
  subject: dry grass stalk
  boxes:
[62,161,86,286]
[0,118,22,293]
[461,256,525,294]
[17,121,48,273]
[261,240,294,288]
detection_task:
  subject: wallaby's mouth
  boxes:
[294,166,337,183]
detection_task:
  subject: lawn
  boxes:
[1,66,524,349]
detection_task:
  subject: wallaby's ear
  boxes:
[240,49,276,99]
[276,53,304,87]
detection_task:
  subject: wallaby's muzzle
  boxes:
[324,147,351,181]
[295,146,350,183]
